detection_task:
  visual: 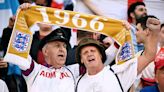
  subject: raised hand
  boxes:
[146,17,160,32]
[0,58,7,68]
[122,20,131,30]
[19,3,32,10]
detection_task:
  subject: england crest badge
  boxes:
[117,42,134,64]
[12,31,30,52]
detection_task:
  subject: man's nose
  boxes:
[87,51,93,56]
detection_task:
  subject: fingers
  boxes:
[122,20,131,30]
[0,61,8,68]
[147,18,160,25]
[146,18,161,32]
[19,3,31,10]
[0,58,3,61]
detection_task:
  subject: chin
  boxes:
[59,60,66,64]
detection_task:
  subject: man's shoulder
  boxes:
[0,79,5,84]
[66,64,79,70]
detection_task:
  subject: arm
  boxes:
[104,41,119,65]
[3,54,31,71]
[1,55,41,87]
[83,0,104,15]
[0,58,8,68]
[111,18,160,91]
[137,18,160,75]
[19,3,32,10]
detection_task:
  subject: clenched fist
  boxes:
[146,17,160,32]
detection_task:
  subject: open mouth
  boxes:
[58,54,64,57]
[88,58,95,62]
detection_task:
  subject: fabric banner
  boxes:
[0,0,19,37]
[4,6,134,64]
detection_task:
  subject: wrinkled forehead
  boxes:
[81,45,99,54]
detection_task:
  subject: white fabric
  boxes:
[74,0,93,14]
[4,53,31,70]
[4,54,79,92]
[141,62,155,79]
[24,61,79,92]
[104,43,118,65]
[74,0,127,20]
[74,0,164,22]
[77,66,122,92]
[0,9,12,37]
[77,57,140,92]
[112,57,141,92]
[0,79,9,92]
[145,0,164,23]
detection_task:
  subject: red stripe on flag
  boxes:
[51,1,64,9]
[128,0,143,8]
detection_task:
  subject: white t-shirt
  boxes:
[76,57,140,92]
[142,62,155,79]
[141,45,161,79]
[0,79,9,92]
[23,61,79,92]
[4,54,80,92]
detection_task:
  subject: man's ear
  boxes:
[130,13,135,19]
[42,45,48,56]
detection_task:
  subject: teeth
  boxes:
[88,59,94,62]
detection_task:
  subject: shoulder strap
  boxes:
[75,67,124,92]
[110,67,124,92]
[75,73,85,92]
[65,66,76,88]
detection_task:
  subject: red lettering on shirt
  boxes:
[39,70,69,79]
[40,70,45,76]
[60,72,70,79]
[46,72,51,78]
[40,70,56,78]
